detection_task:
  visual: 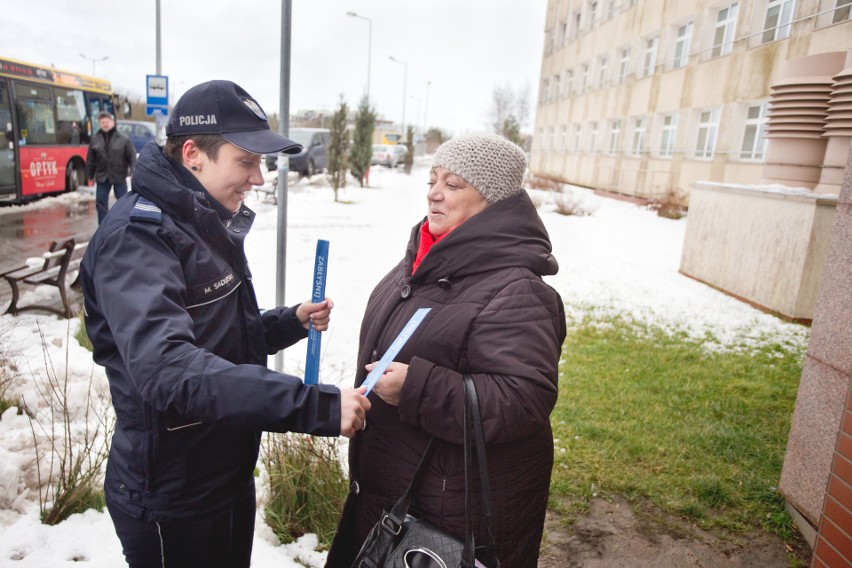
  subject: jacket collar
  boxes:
[406,190,559,282]
[130,143,252,226]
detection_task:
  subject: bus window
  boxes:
[55,88,87,144]
[13,81,55,145]
[88,95,114,134]
[0,82,15,189]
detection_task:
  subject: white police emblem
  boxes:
[241,98,267,120]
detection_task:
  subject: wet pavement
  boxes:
[0,188,99,313]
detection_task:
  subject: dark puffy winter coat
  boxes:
[327,191,566,567]
[81,144,342,522]
[85,127,136,184]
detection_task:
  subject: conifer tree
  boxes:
[403,125,414,174]
[326,97,350,201]
[349,96,376,187]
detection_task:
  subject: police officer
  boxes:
[80,81,370,568]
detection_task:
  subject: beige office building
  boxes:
[531,0,852,205]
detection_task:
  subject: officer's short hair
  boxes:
[163,134,228,163]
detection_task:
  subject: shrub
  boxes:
[527,175,562,192]
[261,433,348,549]
[648,186,687,219]
[553,190,597,217]
[74,312,92,352]
[0,320,19,416]
[23,322,113,525]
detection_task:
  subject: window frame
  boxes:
[694,107,721,159]
[739,102,769,160]
[711,2,739,57]
[659,113,679,157]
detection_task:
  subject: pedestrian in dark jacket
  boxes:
[326,134,566,567]
[85,111,136,224]
[81,80,370,568]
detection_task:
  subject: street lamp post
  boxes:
[409,95,420,137]
[389,56,407,136]
[424,80,431,133]
[346,11,372,100]
[79,53,108,76]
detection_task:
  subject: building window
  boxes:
[712,3,739,57]
[762,0,795,43]
[834,0,852,22]
[559,20,568,45]
[540,79,549,104]
[740,103,768,160]
[552,74,561,100]
[589,1,599,26]
[597,56,609,88]
[565,69,574,95]
[589,121,599,153]
[695,108,720,158]
[673,21,693,68]
[572,124,582,152]
[560,125,568,150]
[608,0,621,19]
[659,113,679,157]
[572,10,582,38]
[643,36,659,77]
[631,117,646,155]
[609,119,621,154]
[618,48,631,83]
[580,64,590,92]
[549,127,556,151]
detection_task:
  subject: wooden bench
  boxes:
[1,238,89,319]
[253,174,279,204]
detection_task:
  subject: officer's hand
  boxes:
[339,386,371,438]
[296,297,334,331]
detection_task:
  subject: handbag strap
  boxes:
[463,374,499,567]
[383,436,439,530]
[379,375,498,567]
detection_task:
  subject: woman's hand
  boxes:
[367,362,409,406]
[296,297,334,331]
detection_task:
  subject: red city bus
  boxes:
[0,56,127,203]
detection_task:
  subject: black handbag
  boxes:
[352,375,499,568]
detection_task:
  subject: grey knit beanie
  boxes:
[431,134,527,204]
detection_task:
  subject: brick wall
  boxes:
[812,384,852,567]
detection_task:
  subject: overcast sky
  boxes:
[1,0,547,136]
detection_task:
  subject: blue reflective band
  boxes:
[362,308,431,395]
[304,239,329,385]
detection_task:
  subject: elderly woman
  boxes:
[327,134,566,567]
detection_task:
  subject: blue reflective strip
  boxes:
[362,308,431,395]
[131,196,162,222]
[305,240,329,385]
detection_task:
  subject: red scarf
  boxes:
[412,221,449,274]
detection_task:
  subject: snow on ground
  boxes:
[0,157,809,566]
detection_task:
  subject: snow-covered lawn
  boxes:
[0,158,808,566]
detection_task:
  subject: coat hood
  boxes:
[405,190,559,282]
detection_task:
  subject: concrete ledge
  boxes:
[680,182,838,320]
[785,500,817,549]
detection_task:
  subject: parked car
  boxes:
[265,128,330,176]
[391,144,408,166]
[371,143,406,168]
[116,120,157,154]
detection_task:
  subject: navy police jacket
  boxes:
[81,142,341,521]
